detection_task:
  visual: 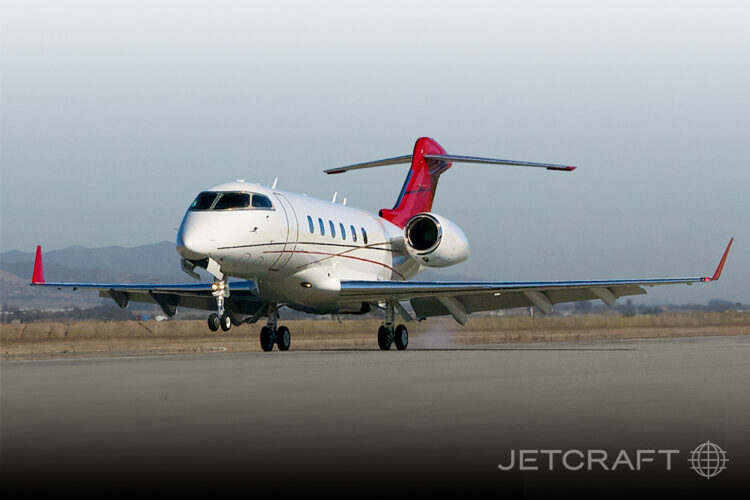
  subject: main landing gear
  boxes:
[377,300,408,350]
[259,305,290,352]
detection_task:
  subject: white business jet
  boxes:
[31,137,733,351]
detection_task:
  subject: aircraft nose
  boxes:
[176,215,214,260]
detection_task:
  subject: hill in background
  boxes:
[0,242,196,309]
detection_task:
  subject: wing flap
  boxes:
[409,284,649,320]
[339,278,700,301]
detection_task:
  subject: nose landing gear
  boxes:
[208,279,233,332]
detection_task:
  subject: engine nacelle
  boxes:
[403,213,470,268]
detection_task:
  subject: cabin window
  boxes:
[189,192,218,210]
[307,216,314,233]
[329,220,336,238]
[214,192,251,210]
[361,227,368,245]
[252,194,273,209]
[339,223,346,240]
[318,218,325,236]
[350,225,357,243]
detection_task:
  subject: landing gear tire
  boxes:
[394,324,409,350]
[220,313,232,332]
[276,326,291,351]
[377,325,392,350]
[208,313,220,332]
[260,326,275,352]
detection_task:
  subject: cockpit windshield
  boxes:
[252,194,273,208]
[214,192,250,210]
[189,191,274,211]
[190,192,218,210]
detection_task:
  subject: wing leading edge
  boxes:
[339,238,734,324]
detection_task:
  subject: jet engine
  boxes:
[403,213,470,268]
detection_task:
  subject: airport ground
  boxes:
[1,311,748,358]
[1,313,749,494]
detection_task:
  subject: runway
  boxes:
[2,335,749,493]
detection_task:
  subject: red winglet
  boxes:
[546,165,577,171]
[32,245,45,284]
[708,237,734,282]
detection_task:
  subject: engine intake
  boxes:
[406,215,441,251]
[404,213,470,268]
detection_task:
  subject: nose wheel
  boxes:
[208,313,220,332]
[220,313,232,331]
[207,312,233,332]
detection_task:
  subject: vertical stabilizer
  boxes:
[379,137,452,227]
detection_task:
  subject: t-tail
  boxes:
[325,136,577,228]
[378,137,450,226]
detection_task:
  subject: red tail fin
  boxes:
[379,137,452,227]
[32,245,45,284]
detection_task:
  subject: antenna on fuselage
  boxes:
[342,197,347,206]
[331,192,338,203]
[272,177,278,189]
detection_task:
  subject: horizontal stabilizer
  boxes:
[324,155,412,174]
[325,153,575,174]
[424,154,576,171]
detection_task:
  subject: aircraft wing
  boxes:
[29,246,262,317]
[339,239,734,324]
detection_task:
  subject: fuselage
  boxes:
[176,181,424,311]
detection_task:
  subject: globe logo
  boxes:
[688,441,728,479]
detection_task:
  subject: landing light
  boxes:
[300,282,312,288]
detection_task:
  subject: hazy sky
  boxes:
[1,0,748,303]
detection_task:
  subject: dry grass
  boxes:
[1,311,748,359]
